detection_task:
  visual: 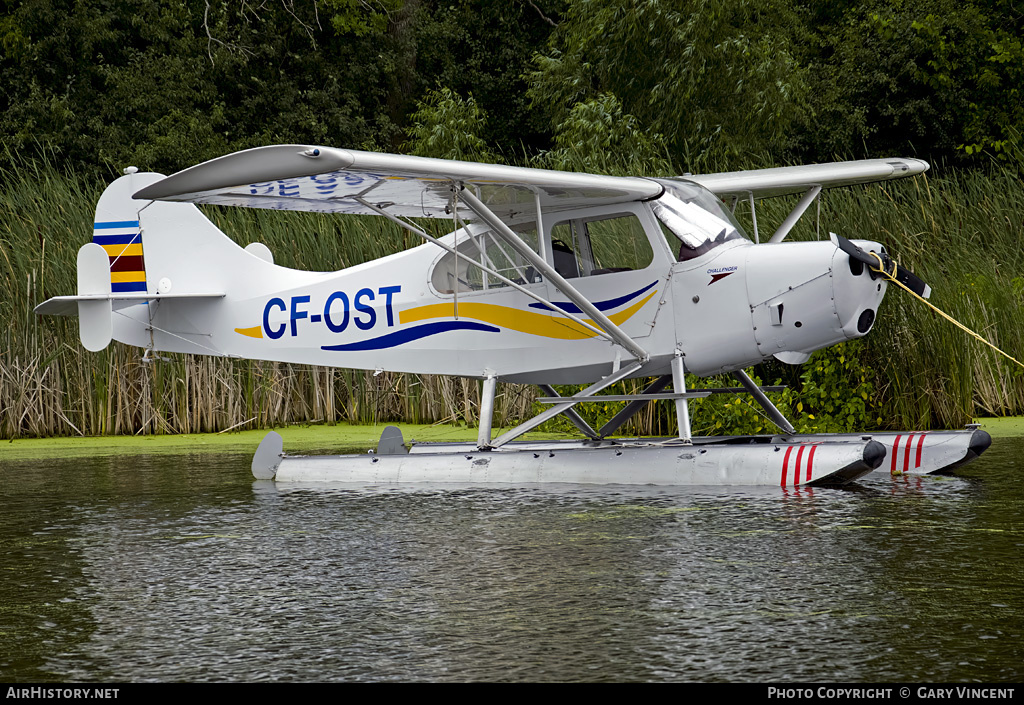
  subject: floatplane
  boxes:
[36,146,991,486]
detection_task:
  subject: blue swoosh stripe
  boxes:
[529,281,657,313]
[322,321,500,352]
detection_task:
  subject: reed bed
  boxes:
[2,162,1022,439]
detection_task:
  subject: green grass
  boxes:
[0,422,573,461]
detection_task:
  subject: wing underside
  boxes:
[132,145,664,220]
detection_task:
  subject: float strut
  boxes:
[671,352,692,444]
[539,385,599,439]
[598,375,672,438]
[477,374,497,449]
[731,369,795,435]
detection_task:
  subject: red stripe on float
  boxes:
[806,444,817,483]
[891,434,902,475]
[903,433,915,474]
[915,433,927,469]
[794,445,806,486]
[781,446,795,487]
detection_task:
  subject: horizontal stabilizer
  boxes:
[35,292,226,317]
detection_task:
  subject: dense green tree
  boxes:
[403,0,560,154]
[0,0,401,174]
[527,0,809,172]
[0,0,560,175]
[406,86,496,161]
[794,0,1024,164]
[2,0,1021,176]
[539,92,671,174]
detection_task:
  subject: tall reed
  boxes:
[2,162,1022,439]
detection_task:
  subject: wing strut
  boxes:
[769,186,822,244]
[457,186,650,363]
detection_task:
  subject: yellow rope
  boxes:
[867,252,1024,370]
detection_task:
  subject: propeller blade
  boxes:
[894,264,932,299]
[829,232,931,299]
[830,232,876,267]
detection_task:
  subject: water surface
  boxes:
[1,438,1020,682]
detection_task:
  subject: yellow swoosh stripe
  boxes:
[234,325,264,339]
[399,291,656,340]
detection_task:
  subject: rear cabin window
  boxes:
[431,223,541,294]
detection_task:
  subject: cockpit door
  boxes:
[541,203,671,340]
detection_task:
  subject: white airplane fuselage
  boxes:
[102,172,887,384]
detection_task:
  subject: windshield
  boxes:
[652,179,750,261]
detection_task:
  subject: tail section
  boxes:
[35,168,254,353]
[93,168,153,294]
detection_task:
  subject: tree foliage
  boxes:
[538,92,671,175]
[527,0,809,172]
[795,0,1024,164]
[1,0,1021,175]
[406,87,495,161]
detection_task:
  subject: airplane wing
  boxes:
[132,145,663,220]
[681,158,929,200]
[134,146,926,220]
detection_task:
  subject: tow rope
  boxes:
[868,251,1024,370]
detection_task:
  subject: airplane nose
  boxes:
[830,237,890,340]
[832,232,931,299]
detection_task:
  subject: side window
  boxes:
[587,214,654,274]
[550,213,654,278]
[430,223,542,294]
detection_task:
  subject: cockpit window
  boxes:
[652,179,750,261]
[550,212,654,278]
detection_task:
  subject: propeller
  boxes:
[830,232,931,299]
